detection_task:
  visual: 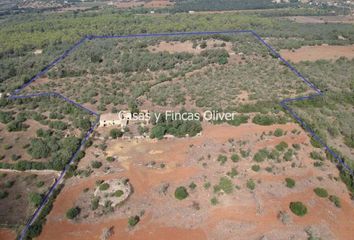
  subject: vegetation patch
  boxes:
[313,187,328,198]
[214,177,233,194]
[175,186,189,200]
[66,207,80,220]
[289,201,307,216]
[285,178,295,188]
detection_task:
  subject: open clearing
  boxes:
[38,123,354,240]
[280,44,354,63]
[284,15,354,24]
[113,0,173,9]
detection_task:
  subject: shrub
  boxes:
[36,181,45,188]
[292,143,300,150]
[275,141,288,151]
[110,129,123,139]
[113,190,124,197]
[91,160,102,169]
[240,149,250,158]
[150,125,166,139]
[175,186,189,200]
[268,149,280,160]
[0,190,9,199]
[314,161,324,167]
[0,111,13,124]
[289,201,307,216]
[310,151,323,161]
[285,178,295,188]
[200,41,207,49]
[189,182,197,190]
[66,207,80,219]
[283,149,294,161]
[329,195,341,208]
[28,138,50,159]
[252,114,275,126]
[91,197,99,210]
[231,153,239,162]
[204,182,211,189]
[49,121,68,130]
[274,128,283,137]
[128,215,140,227]
[4,180,15,188]
[215,177,233,194]
[99,183,110,191]
[314,187,328,198]
[29,192,42,207]
[251,164,260,172]
[210,197,218,205]
[106,156,115,162]
[253,148,269,162]
[217,155,227,165]
[227,167,238,178]
[246,179,255,190]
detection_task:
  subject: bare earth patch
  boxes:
[280,44,354,63]
[284,15,354,24]
[147,40,233,54]
[37,123,354,240]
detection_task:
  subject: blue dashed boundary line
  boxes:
[7,30,353,240]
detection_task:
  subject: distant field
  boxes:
[280,44,354,63]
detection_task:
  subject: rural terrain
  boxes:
[0,0,354,240]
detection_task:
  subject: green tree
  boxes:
[66,207,80,219]
[29,192,42,207]
[175,186,189,200]
[28,138,50,159]
[110,129,123,139]
[289,201,307,216]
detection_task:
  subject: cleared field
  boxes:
[284,15,354,24]
[280,44,354,63]
[37,123,354,239]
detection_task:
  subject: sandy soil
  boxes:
[36,122,354,240]
[280,44,354,63]
[147,40,233,54]
[0,229,16,240]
